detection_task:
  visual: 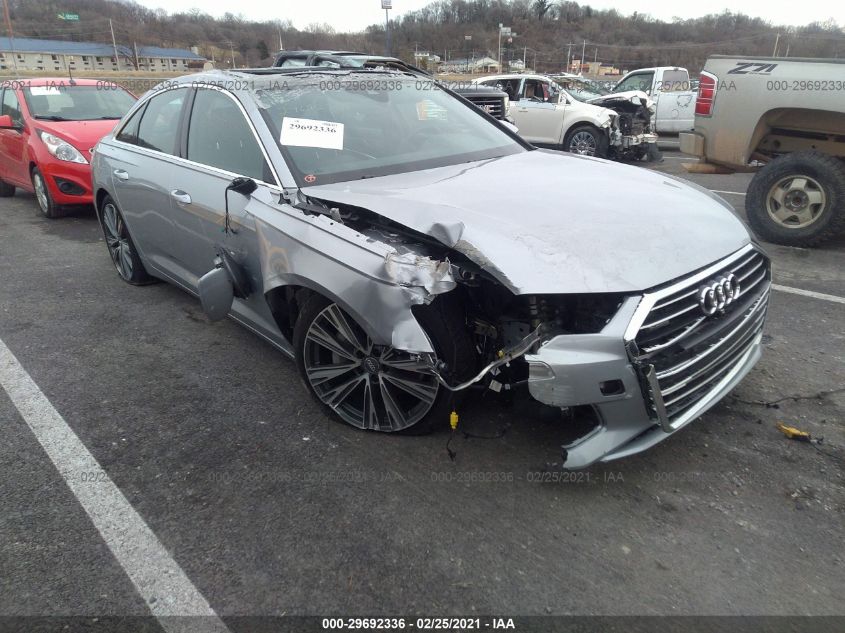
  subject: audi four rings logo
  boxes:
[698,274,740,316]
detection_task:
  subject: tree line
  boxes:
[7,0,843,73]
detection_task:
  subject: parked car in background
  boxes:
[552,73,659,161]
[609,66,696,134]
[681,55,845,246]
[474,73,659,160]
[91,68,770,469]
[272,50,514,123]
[0,78,136,217]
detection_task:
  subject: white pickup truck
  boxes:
[602,66,696,134]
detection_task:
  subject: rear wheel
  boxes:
[745,151,845,246]
[31,167,60,218]
[98,195,153,284]
[563,124,609,158]
[293,294,474,434]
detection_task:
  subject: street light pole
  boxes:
[382,0,392,56]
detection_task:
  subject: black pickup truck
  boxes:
[272,50,512,123]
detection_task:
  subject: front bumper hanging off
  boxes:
[525,247,770,469]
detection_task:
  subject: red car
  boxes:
[0,78,136,218]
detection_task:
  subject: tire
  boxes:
[31,167,61,218]
[0,180,14,197]
[563,124,609,159]
[745,151,845,247]
[293,293,475,435]
[97,194,153,285]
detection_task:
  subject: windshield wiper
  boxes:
[34,115,71,121]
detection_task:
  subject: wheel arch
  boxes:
[749,108,845,160]
[561,120,608,145]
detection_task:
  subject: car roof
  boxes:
[14,77,104,87]
[481,74,548,81]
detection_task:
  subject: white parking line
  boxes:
[0,338,230,633]
[711,190,746,196]
[772,284,845,305]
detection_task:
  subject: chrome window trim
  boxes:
[109,83,281,189]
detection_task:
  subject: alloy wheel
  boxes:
[33,171,49,214]
[766,175,826,229]
[568,130,597,156]
[303,303,440,432]
[101,202,134,281]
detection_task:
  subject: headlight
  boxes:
[38,131,88,164]
[504,94,510,111]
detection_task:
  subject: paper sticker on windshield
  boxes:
[280,117,344,150]
[30,86,62,96]
[416,100,447,121]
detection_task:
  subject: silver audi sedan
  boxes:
[91,69,770,468]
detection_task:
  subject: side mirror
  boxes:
[0,114,20,130]
[223,177,258,234]
[228,176,258,196]
[197,265,234,321]
[501,121,519,135]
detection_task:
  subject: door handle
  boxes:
[517,107,528,112]
[113,169,129,181]
[170,189,192,205]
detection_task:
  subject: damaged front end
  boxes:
[595,92,660,162]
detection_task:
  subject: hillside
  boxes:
[5,0,844,72]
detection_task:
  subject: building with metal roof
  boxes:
[0,37,206,72]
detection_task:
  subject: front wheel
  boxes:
[563,124,609,158]
[745,151,845,247]
[31,167,60,218]
[293,294,474,434]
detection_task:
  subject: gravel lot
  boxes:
[0,142,843,632]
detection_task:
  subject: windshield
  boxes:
[553,77,608,102]
[256,74,525,186]
[24,84,136,121]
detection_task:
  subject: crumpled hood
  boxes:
[304,150,751,294]
[34,119,118,152]
[589,90,653,109]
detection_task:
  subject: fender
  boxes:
[245,188,455,353]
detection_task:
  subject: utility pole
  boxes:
[523,46,527,69]
[133,40,139,70]
[278,27,283,51]
[109,19,121,71]
[230,41,236,68]
[498,24,502,71]
[566,42,572,72]
[581,39,586,75]
[773,33,780,57]
[2,0,17,74]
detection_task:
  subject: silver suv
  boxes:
[91,69,770,468]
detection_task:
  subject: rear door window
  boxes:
[115,105,145,144]
[136,88,188,154]
[659,69,690,92]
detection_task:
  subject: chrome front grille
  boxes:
[465,96,506,119]
[629,246,771,424]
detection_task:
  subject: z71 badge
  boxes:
[728,62,778,75]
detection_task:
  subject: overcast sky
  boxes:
[141,0,842,32]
